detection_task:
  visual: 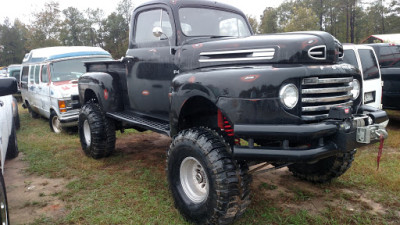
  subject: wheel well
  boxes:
[84,89,98,104]
[178,96,219,133]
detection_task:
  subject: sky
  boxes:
[0,0,286,24]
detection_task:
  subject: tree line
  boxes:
[251,0,399,43]
[1,0,399,66]
[0,0,132,66]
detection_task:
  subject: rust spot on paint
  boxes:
[188,76,196,83]
[104,89,109,100]
[192,43,203,49]
[240,75,260,82]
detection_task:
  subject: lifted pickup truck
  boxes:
[76,0,389,224]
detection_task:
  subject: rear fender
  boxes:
[78,72,123,112]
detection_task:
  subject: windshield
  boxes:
[50,57,109,82]
[179,8,251,37]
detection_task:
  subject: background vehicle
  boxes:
[367,43,400,109]
[76,1,388,224]
[6,64,22,101]
[342,44,382,109]
[0,77,20,225]
[20,46,112,133]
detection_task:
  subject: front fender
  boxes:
[78,72,123,112]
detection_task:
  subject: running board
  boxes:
[107,111,170,136]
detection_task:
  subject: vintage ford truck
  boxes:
[75,0,389,224]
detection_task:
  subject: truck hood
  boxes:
[178,31,343,71]
[51,81,79,99]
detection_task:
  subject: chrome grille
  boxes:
[301,76,353,121]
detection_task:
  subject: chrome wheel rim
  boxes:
[83,120,91,146]
[52,116,62,133]
[180,157,209,203]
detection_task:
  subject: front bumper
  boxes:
[232,107,389,163]
[59,110,79,127]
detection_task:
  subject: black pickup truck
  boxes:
[75,0,389,224]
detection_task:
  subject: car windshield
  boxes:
[50,57,109,82]
[179,8,251,37]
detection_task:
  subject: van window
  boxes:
[34,65,40,84]
[21,66,29,82]
[41,65,49,83]
[343,49,359,69]
[358,49,379,80]
[29,65,35,83]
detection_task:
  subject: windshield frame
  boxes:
[177,6,252,40]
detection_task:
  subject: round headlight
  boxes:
[350,79,360,100]
[279,84,299,109]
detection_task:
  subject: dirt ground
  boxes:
[4,154,68,224]
[4,132,398,224]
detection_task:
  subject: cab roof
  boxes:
[22,46,111,64]
[134,0,244,15]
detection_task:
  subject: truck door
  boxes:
[127,7,177,121]
[358,49,382,109]
[37,64,51,118]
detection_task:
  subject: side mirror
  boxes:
[152,27,164,38]
[0,77,18,97]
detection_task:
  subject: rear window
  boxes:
[358,49,380,80]
[343,49,359,69]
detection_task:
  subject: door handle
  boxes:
[0,100,3,107]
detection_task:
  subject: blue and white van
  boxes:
[20,46,112,133]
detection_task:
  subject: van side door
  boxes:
[20,65,29,104]
[358,49,382,109]
[37,64,51,118]
[30,65,41,112]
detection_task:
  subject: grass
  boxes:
[15,105,400,224]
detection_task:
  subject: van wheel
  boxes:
[27,105,39,119]
[167,128,250,224]
[0,173,9,225]
[6,122,19,160]
[78,102,116,159]
[49,111,62,133]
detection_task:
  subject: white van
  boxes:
[342,44,383,109]
[20,46,112,133]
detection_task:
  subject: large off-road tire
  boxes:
[6,122,19,160]
[78,102,115,159]
[49,111,63,134]
[288,149,357,183]
[167,127,251,224]
[0,173,9,225]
